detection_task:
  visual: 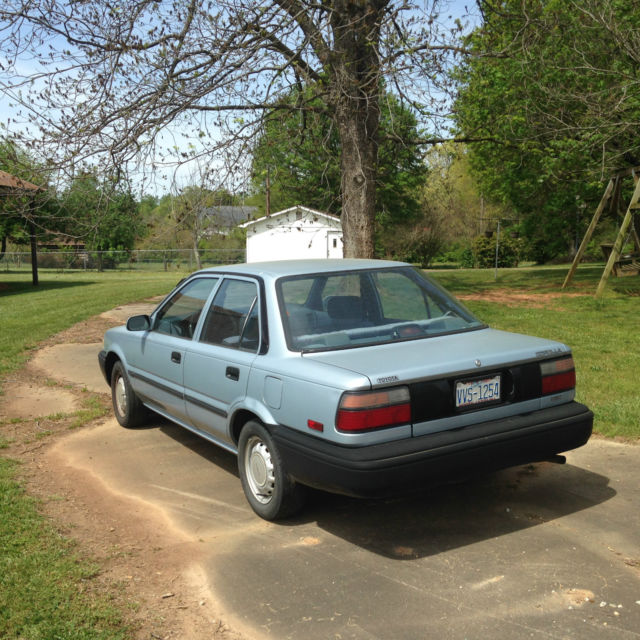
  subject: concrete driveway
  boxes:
[35,333,640,640]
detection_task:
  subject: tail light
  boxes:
[336,387,411,432]
[540,356,576,395]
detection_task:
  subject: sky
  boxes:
[0,0,482,196]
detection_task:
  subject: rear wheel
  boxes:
[111,361,147,428]
[238,420,306,520]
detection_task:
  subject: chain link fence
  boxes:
[0,248,246,272]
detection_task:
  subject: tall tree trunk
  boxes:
[336,99,379,258]
[29,218,39,286]
[330,0,386,259]
[193,236,202,270]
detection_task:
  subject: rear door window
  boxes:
[199,278,260,351]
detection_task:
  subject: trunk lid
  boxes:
[302,328,569,387]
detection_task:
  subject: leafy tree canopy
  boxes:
[60,172,145,257]
[455,0,640,261]
[251,88,427,229]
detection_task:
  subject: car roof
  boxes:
[196,259,410,279]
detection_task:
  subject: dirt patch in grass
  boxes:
[457,289,588,309]
[39,299,161,347]
[0,312,243,640]
[0,377,79,420]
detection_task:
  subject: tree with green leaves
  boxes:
[171,185,214,271]
[455,0,640,261]
[251,90,426,229]
[0,0,470,258]
[61,172,144,269]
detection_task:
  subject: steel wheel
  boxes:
[238,420,306,520]
[243,436,276,505]
[114,373,128,417]
[110,361,147,428]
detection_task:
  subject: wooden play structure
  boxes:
[562,166,640,296]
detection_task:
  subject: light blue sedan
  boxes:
[99,259,593,520]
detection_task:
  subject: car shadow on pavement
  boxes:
[151,420,615,561]
[158,420,241,477]
[303,462,615,559]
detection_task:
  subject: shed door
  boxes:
[327,230,343,258]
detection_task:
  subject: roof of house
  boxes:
[201,205,257,228]
[0,170,43,192]
[239,205,340,229]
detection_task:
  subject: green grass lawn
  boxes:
[1,269,181,640]
[0,270,181,379]
[0,458,126,640]
[0,262,638,638]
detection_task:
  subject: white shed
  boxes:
[240,205,343,263]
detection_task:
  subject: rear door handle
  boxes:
[226,366,240,381]
[171,351,181,364]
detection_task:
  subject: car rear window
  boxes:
[278,267,484,352]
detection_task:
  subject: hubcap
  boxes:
[244,436,276,504]
[115,375,128,417]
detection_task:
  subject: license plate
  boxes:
[455,375,501,409]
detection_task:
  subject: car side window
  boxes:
[154,278,219,339]
[200,279,260,351]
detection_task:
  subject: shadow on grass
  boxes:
[0,279,96,297]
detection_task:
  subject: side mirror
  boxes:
[126,314,151,331]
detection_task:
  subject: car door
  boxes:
[183,277,261,444]
[126,277,220,422]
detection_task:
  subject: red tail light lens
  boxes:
[540,356,576,394]
[336,387,411,432]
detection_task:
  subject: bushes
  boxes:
[433,244,475,268]
[433,234,522,268]
[377,224,444,267]
[472,233,523,268]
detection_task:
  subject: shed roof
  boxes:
[239,205,339,229]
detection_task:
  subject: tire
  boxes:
[238,420,306,520]
[111,361,148,428]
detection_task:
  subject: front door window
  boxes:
[154,277,219,339]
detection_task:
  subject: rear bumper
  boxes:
[270,401,593,497]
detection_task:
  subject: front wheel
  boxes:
[238,421,306,520]
[111,361,148,428]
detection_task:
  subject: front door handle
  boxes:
[226,366,240,381]
[171,351,181,364]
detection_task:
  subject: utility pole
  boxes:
[265,167,271,216]
[494,219,501,281]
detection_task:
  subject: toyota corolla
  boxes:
[99,260,593,520]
